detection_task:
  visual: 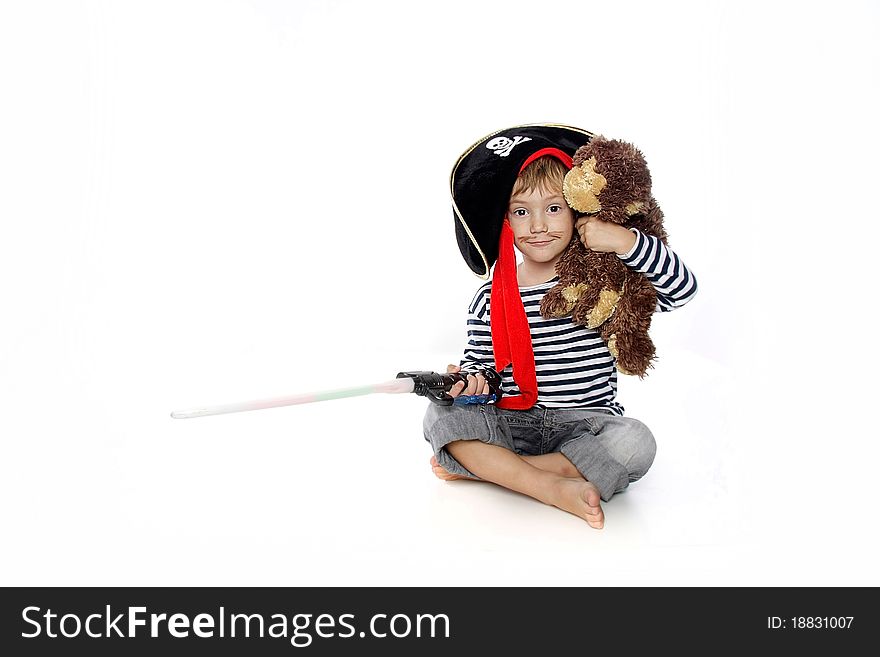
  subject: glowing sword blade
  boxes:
[170,378,416,419]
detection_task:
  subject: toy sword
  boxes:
[170,370,503,419]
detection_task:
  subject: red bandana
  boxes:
[491,148,573,410]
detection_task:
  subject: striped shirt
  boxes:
[460,229,698,414]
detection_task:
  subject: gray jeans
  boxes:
[423,403,656,502]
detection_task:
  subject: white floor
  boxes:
[3,345,876,587]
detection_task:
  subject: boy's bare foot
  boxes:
[430,455,604,529]
[552,478,605,529]
[430,455,470,481]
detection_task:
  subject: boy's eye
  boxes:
[549,205,562,213]
[512,208,527,217]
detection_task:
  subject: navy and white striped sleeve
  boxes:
[459,284,497,372]
[617,229,698,312]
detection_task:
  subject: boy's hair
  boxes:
[510,155,568,199]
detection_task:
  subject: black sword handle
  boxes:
[396,370,503,406]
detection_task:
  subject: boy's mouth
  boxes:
[526,239,554,247]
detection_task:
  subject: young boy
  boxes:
[424,124,697,529]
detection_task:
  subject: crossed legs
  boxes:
[432,441,605,529]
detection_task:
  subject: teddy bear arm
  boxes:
[571,285,617,328]
[540,281,576,318]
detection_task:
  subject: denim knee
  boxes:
[623,419,657,482]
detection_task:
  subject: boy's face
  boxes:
[507,186,574,267]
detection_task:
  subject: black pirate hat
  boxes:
[450,124,594,278]
[448,124,595,410]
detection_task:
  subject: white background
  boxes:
[1,0,878,586]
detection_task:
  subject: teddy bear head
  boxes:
[562,136,652,224]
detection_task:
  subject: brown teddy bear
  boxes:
[539,136,668,377]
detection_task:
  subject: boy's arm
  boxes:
[441,290,499,400]
[576,216,698,312]
[616,229,698,312]
[459,286,500,374]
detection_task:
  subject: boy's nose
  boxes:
[530,215,548,232]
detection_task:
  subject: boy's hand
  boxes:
[575,216,637,255]
[446,364,491,398]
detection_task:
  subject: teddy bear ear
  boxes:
[450,124,594,278]
[571,135,608,167]
[571,136,652,199]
